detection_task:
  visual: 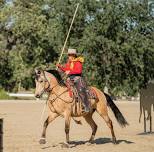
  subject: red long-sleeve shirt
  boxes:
[58,60,83,75]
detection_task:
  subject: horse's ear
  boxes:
[35,68,38,74]
[35,68,42,76]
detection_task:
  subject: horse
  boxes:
[139,83,154,133]
[34,68,128,146]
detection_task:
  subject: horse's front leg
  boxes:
[65,115,71,143]
[39,112,59,144]
[61,112,71,148]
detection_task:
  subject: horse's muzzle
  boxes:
[35,94,41,98]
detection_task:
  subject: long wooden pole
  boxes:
[40,3,80,130]
[56,3,80,69]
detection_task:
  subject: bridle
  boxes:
[35,72,51,97]
[44,72,74,104]
[36,71,73,103]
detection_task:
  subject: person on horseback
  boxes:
[56,48,90,113]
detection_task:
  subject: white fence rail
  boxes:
[8,93,35,97]
[7,93,47,99]
[7,93,139,101]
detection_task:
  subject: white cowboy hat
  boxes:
[67,48,77,55]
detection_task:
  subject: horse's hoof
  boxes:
[89,135,95,143]
[112,138,117,145]
[39,138,46,144]
[88,140,95,144]
[86,142,94,146]
[61,142,70,148]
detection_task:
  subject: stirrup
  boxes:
[82,107,90,114]
[84,107,90,113]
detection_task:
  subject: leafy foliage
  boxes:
[0,0,154,96]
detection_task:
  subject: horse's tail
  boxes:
[104,93,129,127]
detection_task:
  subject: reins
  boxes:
[44,73,74,104]
[49,89,74,104]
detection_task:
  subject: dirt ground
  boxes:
[0,100,154,152]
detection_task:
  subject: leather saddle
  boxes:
[66,77,98,101]
[70,85,98,101]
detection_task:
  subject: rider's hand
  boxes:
[56,63,60,67]
[65,71,70,75]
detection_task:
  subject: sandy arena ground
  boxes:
[0,100,154,152]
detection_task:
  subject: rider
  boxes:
[56,48,90,113]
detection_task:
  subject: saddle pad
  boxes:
[68,86,98,100]
[87,87,98,100]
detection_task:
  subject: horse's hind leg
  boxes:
[150,114,152,133]
[143,109,146,133]
[103,115,116,144]
[97,107,116,144]
[149,111,152,133]
[39,112,59,144]
[84,112,97,143]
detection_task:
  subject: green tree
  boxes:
[0,0,153,96]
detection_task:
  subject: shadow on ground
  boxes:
[137,132,154,135]
[40,137,134,149]
[68,137,134,148]
[94,138,134,145]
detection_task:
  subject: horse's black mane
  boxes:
[46,69,66,86]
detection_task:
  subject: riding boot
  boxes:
[80,88,90,113]
[74,79,90,113]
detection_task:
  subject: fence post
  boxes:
[0,119,3,152]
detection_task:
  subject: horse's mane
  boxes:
[46,69,66,87]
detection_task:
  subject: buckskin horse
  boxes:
[34,68,128,147]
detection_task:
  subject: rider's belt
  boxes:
[68,74,82,77]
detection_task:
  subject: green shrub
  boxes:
[0,89,11,99]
